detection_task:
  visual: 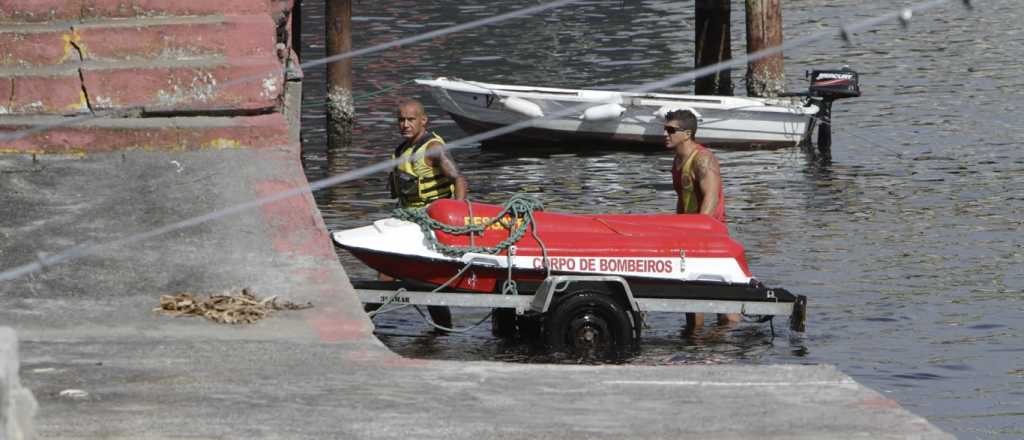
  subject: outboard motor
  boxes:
[807,67,860,160]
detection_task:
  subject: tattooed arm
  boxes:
[694,151,721,217]
[427,143,469,200]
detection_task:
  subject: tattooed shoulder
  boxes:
[694,152,718,175]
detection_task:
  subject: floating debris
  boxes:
[59,389,89,399]
[155,288,313,324]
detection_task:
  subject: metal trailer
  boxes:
[354,275,806,354]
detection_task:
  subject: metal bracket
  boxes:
[529,275,638,314]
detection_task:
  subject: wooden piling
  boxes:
[745,0,785,97]
[326,0,354,149]
[291,0,302,58]
[694,0,732,96]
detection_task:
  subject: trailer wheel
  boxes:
[545,292,635,355]
[491,308,517,339]
[518,315,543,341]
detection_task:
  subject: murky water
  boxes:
[299,1,1023,437]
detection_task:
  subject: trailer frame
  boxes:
[354,274,807,338]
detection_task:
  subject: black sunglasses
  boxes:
[664,126,680,135]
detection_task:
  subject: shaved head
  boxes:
[397,98,428,140]
[397,99,426,118]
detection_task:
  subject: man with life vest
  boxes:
[664,109,739,331]
[383,99,468,332]
[390,99,468,208]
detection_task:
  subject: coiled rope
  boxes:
[372,194,552,332]
[392,194,546,258]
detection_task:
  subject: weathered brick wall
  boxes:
[0,0,299,153]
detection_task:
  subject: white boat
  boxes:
[416,71,859,150]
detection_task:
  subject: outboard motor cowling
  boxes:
[806,67,860,160]
[809,68,861,100]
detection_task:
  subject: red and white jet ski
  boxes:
[333,199,766,298]
[334,199,807,349]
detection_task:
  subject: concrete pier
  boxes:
[0,1,952,438]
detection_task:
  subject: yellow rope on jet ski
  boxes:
[392,194,544,258]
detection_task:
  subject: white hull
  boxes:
[416,77,818,148]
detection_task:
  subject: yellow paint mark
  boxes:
[204,138,243,149]
[0,148,86,157]
[65,90,89,111]
[60,28,85,63]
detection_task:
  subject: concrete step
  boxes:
[0,113,290,152]
[0,15,278,67]
[0,56,284,115]
[0,0,279,23]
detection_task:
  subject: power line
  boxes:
[0,0,974,282]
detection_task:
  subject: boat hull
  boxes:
[417,78,817,149]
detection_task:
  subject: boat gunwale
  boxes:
[417,77,818,115]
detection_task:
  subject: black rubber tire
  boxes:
[518,315,543,341]
[491,308,518,338]
[544,292,635,355]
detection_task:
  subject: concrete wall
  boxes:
[1,328,37,440]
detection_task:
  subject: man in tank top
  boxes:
[664,109,739,331]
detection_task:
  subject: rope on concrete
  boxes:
[155,288,313,324]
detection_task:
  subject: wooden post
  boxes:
[694,0,732,96]
[745,0,785,97]
[326,0,353,150]
[291,0,302,57]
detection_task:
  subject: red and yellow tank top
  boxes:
[672,144,726,223]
